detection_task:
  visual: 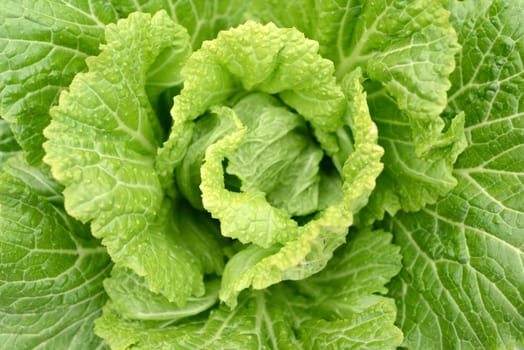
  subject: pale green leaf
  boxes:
[95,228,402,350]
[249,0,361,67]
[156,20,346,184]
[218,68,384,307]
[199,106,300,249]
[227,93,325,217]
[43,11,201,305]
[176,108,239,210]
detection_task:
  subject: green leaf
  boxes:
[298,300,400,350]
[358,87,466,223]
[249,0,362,67]
[0,0,118,163]
[95,229,402,350]
[295,228,403,349]
[109,0,251,50]
[296,229,402,303]
[0,156,111,349]
[43,11,201,305]
[388,0,524,348]
[0,119,21,167]
[350,0,467,219]
[104,267,220,322]
[96,292,281,350]
[337,0,462,155]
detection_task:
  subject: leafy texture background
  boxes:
[0,157,111,349]
[1,1,523,349]
[388,0,524,348]
[0,0,117,163]
[0,119,20,166]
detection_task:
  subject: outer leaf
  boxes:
[0,156,111,349]
[104,267,220,322]
[299,302,399,350]
[0,0,119,163]
[351,0,466,217]
[295,228,403,349]
[109,0,251,50]
[95,229,402,350]
[388,0,524,348]
[336,0,462,155]
[0,119,21,167]
[358,88,466,222]
[95,293,285,350]
[296,229,403,303]
[43,11,201,305]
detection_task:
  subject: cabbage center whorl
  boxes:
[176,92,343,218]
